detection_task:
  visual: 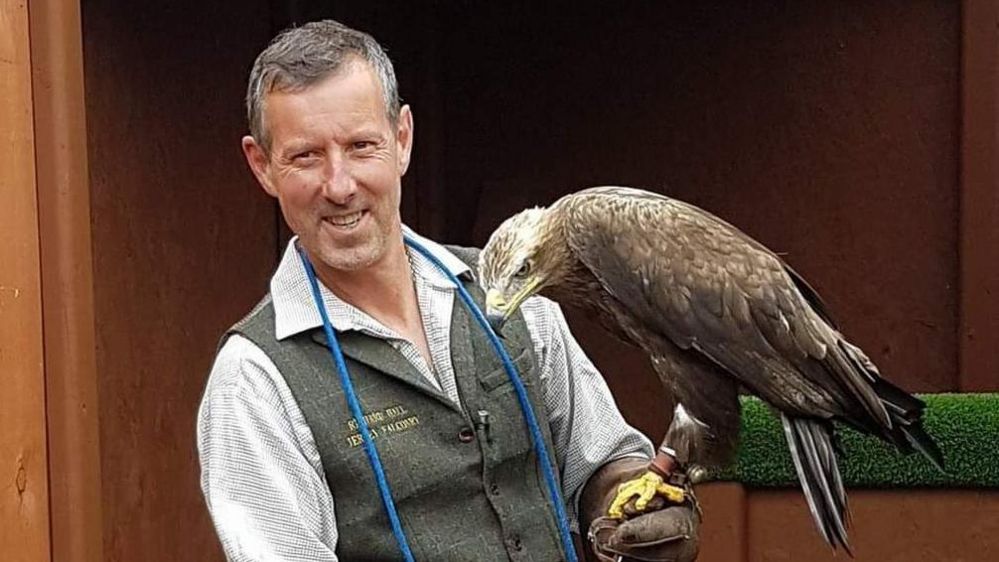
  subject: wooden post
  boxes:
[960,0,999,391]
[29,0,105,560]
[0,0,52,560]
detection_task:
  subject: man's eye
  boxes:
[294,151,320,161]
[352,141,374,151]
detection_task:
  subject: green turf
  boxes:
[713,393,999,488]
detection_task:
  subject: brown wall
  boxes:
[449,1,961,398]
[960,0,999,391]
[698,485,999,562]
[81,1,274,559]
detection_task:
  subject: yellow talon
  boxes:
[608,470,687,519]
[656,481,687,504]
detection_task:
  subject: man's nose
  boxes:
[321,154,357,204]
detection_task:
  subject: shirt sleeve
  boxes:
[197,335,340,561]
[518,297,655,528]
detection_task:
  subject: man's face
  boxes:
[242,61,413,273]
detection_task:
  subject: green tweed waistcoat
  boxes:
[226,246,567,561]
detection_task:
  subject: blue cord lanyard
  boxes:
[297,236,578,562]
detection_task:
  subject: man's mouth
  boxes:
[324,211,365,229]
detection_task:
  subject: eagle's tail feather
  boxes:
[839,342,946,472]
[898,416,946,473]
[781,414,852,554]
[873,379,945,471]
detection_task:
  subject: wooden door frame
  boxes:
[1,0,51,560]
[21,0,105,560]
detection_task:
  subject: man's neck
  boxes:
[312,239,421,335]
[312,238,434,369]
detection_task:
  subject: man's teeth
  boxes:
[327,212,363,227]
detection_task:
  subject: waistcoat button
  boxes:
[458,426,475,443]
[489,482,500,495]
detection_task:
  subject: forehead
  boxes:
[263,62,390,144]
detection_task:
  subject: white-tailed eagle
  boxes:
[479,186,943,551]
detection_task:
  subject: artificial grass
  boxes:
[714,393,999,488]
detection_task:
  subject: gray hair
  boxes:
[246,20,400,153]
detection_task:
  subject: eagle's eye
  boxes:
[514,261,531,278]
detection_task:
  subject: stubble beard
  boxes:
[311,228,387,273]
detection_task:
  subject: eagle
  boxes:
[478,186,943,551]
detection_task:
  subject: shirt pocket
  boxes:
[478,347,535,394]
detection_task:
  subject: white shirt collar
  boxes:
[270,226,472,340]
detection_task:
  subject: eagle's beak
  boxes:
[485,289,510,333]
[487,311,507,333]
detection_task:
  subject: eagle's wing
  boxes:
[560,186,889,428]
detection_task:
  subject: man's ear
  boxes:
[395,105,414,176]
[241,135,278,197]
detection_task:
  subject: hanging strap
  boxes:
[298,245,416,562]
[297,237,578,562]
[404,235,578,562]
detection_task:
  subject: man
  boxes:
[198,19,699,561]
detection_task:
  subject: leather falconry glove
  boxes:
[580,458,700,562]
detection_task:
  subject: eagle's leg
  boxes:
[607,348,741,520]
[607,402,703,519]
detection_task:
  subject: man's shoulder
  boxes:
[230,294,275,335]
[203,333,275,400]
[212,293,276,361]
[441,244,481,269]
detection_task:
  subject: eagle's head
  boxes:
[478,206,567,331]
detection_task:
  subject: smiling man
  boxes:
[197,20,700,561]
